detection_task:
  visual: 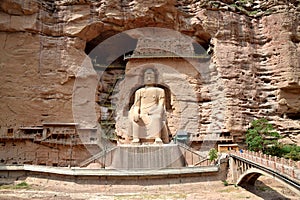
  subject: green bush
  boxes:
[264,144,300,161]
[246,118,300,161]
[222,180,229,186]
[245,118,280,152]
[209,148,218,162]
[0,182,30,190]
[282,145,300,161]
[263,144,283,157]
[246,119,300,161]
[15,182,30,189]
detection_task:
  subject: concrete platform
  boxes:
[108,144,185,169]
[0,165,218,177]
[0,164,225,185]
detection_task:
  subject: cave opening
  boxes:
[85,31,138,140]
[84,28,211,140]
[286,112,300,120]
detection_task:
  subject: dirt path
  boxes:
[0,176,298,200]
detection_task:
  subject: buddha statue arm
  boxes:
[133,89,141,122]
[158,89,165,107]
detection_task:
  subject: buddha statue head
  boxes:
[143,68,156,86]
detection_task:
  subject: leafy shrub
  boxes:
[264,144,300,161]
[246,119,300,161]
[222,180,229,186]
[209,148,218,162]
[15,182,29,189]
[246,118,280,152]
[282,145,300,161]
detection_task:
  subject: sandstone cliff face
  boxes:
[0,0,299,145]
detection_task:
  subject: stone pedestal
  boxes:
[108,144,186,170]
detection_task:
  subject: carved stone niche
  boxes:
[114,34,209,144]
[277,87,300,120]
[115,61,204,144]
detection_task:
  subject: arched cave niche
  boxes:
[84,31,138,140]
[84,28,212,141]
[84,31,138,67]
[126,84,174,141]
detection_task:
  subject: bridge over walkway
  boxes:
[229,150,300,196]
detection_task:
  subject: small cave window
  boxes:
[192,32,211,55]
[221,132,230,137]
[7,128,13,136]
[286,113,300,120]
[7,128,13,133]
[24,129,43,134]
[124,50,134,59]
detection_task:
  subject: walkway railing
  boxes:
[176,142,209,166]
[230,150,300,180]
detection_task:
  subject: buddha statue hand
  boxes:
[133,112,140,122]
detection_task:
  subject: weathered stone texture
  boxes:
[0,32,85,128]
[0,0,300,166]
[0,140,91,166]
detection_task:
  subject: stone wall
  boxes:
[0,140,91,166]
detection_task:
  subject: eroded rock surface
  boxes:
[0,0,299,165]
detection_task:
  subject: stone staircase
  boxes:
[79,146,118,167]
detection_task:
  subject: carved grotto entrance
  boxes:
[85,28,212,145]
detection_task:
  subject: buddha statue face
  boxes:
[144,69,156,86]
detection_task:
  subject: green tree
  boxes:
[282,145,300,161]
[246,119,300,161]
[245,118,280,152]
[263,143,300,161]
[209,148,218,162]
